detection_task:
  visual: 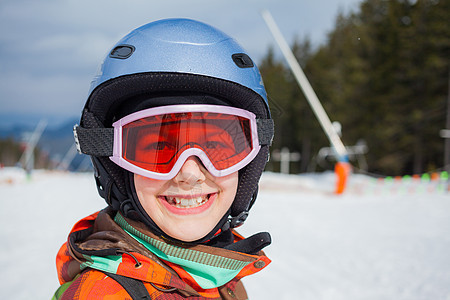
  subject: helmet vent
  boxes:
[232,53,254,68]
[110,45,135,59]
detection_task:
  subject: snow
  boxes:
[1,168,449,299]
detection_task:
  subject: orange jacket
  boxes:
[53,208,270,299]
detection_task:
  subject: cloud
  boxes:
[0,71,88,116]
[0,0,361,126]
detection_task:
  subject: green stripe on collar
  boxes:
[114,213,250,289]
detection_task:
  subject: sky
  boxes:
[0,0,362,128]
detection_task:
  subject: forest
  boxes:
[261,0,449,176]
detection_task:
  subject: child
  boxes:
[54,18,274,299]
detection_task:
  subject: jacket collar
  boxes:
[57,208,270,294]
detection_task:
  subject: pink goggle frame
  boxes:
[110,104,261,180]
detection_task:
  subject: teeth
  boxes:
[165,195,210,208]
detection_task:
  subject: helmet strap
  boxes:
[228,210,249,229]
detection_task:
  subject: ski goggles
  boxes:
[74,105,273,180]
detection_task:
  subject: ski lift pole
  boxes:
[56,144,78,171]
[261,10,351,193]
[19,119,47,174]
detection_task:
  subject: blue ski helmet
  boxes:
[79,18,273,243]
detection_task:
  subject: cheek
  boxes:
[134,175,164,209]
[134,174,165,190]
[216,173,239,209]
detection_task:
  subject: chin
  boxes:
[166,225,212,242]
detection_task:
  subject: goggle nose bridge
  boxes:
[140,141,212,170]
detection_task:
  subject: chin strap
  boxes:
[224,188,258,231]
[220,211,249,232]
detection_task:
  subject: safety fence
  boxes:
[346,171,449,195]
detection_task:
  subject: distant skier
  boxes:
[53,18,274,299]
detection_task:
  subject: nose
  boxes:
[173,156,206,185]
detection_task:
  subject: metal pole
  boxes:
[19,119,47,172]
[57,144,78,171]
[261,10,348,161]
[445,69,450,174]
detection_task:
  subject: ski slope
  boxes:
[0,168,449,300]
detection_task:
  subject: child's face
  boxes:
[134,156,238,242]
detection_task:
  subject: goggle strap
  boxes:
[74,118,273,157]
[257,119,274,146]
[74,125,114,156]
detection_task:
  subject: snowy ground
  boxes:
[0,168,449,300]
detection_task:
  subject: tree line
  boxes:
[261,0,449,176]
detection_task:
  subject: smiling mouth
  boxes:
[161,193,214,209]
